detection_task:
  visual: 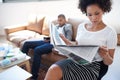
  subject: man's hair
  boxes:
[58,14,66,19]
[78,0,112,14]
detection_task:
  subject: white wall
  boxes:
[0,0,120,35]
[0,0,84,35]
[103,0,120,34]
[0,0,2,3]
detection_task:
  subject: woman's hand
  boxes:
[99,46,108,59]
[99,46,115,65]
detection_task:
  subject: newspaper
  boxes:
[50,23,66,45]
[50,23,99,63]
[56,45,99,63]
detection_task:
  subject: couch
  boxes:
[4,15,85,66]
[4,15,49,48]
[4,15,120,67]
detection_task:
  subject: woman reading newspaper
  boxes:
[44,0,117,80]
[21,14,73,80]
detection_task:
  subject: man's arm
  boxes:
[64,24,73,40]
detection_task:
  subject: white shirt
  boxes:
[57,26,64,34]
[76,23,117,61]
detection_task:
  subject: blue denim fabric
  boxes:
[21,40,53,79]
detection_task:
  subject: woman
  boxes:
[44,0,117,80]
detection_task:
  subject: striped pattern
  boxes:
[56,59,101,80]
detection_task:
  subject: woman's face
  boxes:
[86,4,104,26]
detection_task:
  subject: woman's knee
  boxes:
[45,64,63,80]
[48,64,62,73]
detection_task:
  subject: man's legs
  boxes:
[21,40,47,54]
[31,43,54,79]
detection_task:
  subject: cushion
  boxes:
[103,12,120,34]
[8,30,39,46]
[42,17,50,36]
[68,18,87,41]
[27,15,45,34]
[19,34,48,49]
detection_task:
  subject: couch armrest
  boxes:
[4,24,27,40]
[117,34,120,45]
[4,25,27,34]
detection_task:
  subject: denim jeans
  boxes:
[21,40,53,79]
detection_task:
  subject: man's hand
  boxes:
[44,37,50,42]
[59,34,72,45]
[44,39,50,42]
[59,34,65,39]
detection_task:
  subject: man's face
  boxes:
[58,17,66,27]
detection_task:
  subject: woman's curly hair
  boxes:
[78,0,112,14]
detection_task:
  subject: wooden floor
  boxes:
[37,65,48,80]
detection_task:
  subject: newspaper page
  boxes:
[50,23,99,63]
[50,23,66,45]
[56,46,99,63]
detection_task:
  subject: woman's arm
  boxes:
[99,46,115,65]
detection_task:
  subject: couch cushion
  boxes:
[42,17,50,36]
[68,18,87,41]
[8,30,41,46]
[19,34,48,49]
[27,15,45,34]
